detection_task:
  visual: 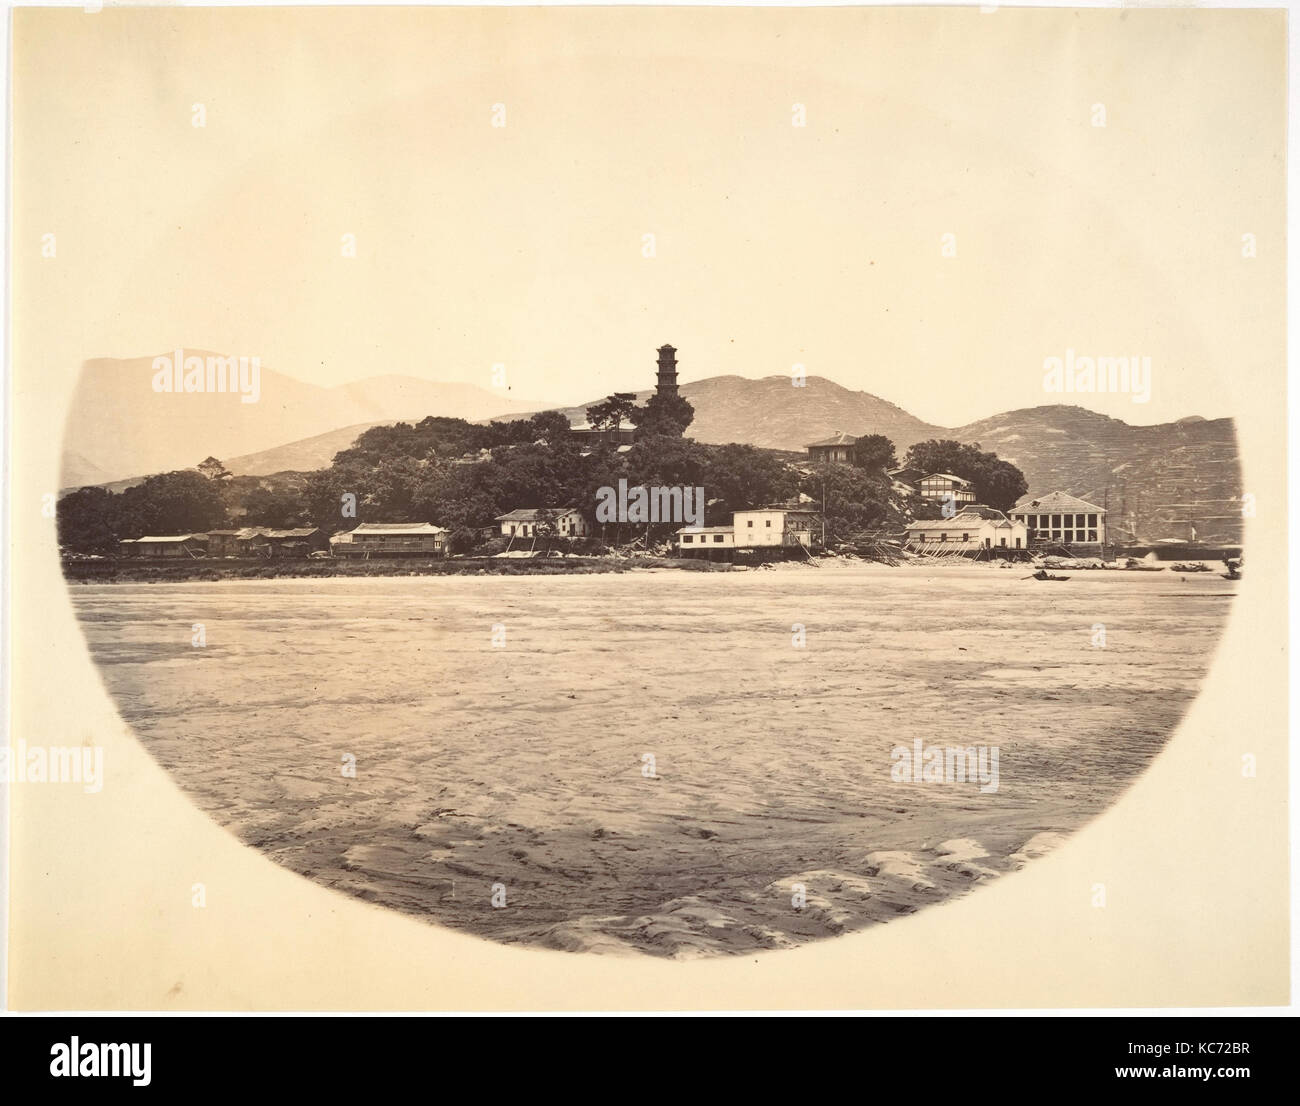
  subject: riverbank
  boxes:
[60,554,738,583]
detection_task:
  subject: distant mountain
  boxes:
[547,375,944,453]
[60,353,549,488]
[547,377,1241,542]
[222,422,393,478]
[949,405,1242,544]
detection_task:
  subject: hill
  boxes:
[60,354,550,488]
[950,406,1242,544]
[62,363,1241,543]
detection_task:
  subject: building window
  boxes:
[765,520,772,527]
[1015,538,1022,548]
[1088,514,1098,527]
[747,520,753,527]
[940,533,947,542]
[999,538,1006,547]
[1088,530,1098,542]
[682,535,693,543]
[962,533,970,542]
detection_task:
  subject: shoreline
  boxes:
[60,552,1240,585]
[60,554,740,583]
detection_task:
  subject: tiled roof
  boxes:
[1012,491,1106,514]
[347,522,447,535]
[921,472,973,486]
[909,508,1013,531]
[495,508,579,522]
[806,432,858,448]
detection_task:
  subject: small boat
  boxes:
[1025,569,1070,581]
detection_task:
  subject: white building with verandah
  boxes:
[1009,492,1107,550]
[330,522,448,557]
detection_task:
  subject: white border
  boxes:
[0,0,1293,1019]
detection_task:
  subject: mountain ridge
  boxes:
[61,363,1241,543]
[61,353,549,487]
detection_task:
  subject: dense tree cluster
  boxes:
[58,471,229,553]
[583,390,696,440]
[57,417,1028,556]
[799,463,893,540]
[847,434,897,473]
[58,412,797,553]
[902,439,1028,512]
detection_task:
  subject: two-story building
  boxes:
[918,473,976,507]
[677,506,819,558]
[733,507,819,549]
[248,527,327,558]
[330,522,448,557]
[205,527,263,557]
[806,432,860,464]
[1009,492,1107,550]
[495,508,590,540]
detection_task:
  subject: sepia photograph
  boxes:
[2,0,1293,1043]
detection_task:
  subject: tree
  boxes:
[624,434,707,490]
[116,470,229,537]
[526,410,574,445]
[240,486,308,528]
[585,393,640,435]
[197,456,232,481]
[56,486,119,554]
[799,463,891,540]
[850,434,897,473]
[702,444,798,518]
[634,392,695,438]
[446,526,481,555]
[902,439,1028,512]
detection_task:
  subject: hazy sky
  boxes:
[14,6,1284,427]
